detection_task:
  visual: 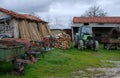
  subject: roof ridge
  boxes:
[0,7,46,23]
[73,17,120,23]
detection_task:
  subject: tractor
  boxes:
[73,26,99,51]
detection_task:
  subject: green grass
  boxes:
[0,44,120,78]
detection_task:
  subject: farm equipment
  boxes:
[101,28,120,50]
[0,36,56,75]
[0,40,25,75]
[73,26,99,51]
[2,38,45,62]
[0,38,44,75]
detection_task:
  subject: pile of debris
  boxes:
[55,32,71,49]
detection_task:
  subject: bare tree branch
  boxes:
[81,6,107,17]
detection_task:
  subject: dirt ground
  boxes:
[70,61,120,78]
[87,61,120,78]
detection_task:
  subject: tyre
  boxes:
[103,44,106,49]
[94,41,99,51]
[73,40,77,48]
[106,44,111,50]
[78,40,84,50]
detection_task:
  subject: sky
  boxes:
[0,0,120,29]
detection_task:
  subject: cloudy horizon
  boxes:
[0,0,120,29]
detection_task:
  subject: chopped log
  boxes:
[55,32,71,49]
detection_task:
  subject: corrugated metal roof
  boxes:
[0,8,47,23]
[73,17,120,23]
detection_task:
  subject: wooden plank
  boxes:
[18,20,24,39]
[22,20,30,39]
[24,20,31,39]
[38,23,44,37]
[28,22,36,40]
[45,24,52,35]
[32,22,41,40]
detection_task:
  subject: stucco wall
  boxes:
[72,23,120,27]
[0,12,11,18]
[9,19,19,38]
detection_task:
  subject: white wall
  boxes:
[72,23,120,27]
[9,19,19,38]
[0,12,11,18]
[0,12,19,38]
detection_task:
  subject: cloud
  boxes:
[53,0,97,5]
[0,0,120,29]
[0,0,53,13]
[96,0,120,16]
[0,0,120,15]
[0,0,97,13]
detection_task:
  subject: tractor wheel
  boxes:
[73,40,77,48]
[12,61,25,75]
[103,44,106,49]
[106,44,111,50]
[78,40,84,50]
[94,41,99,51]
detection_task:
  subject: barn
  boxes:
[0,8,51,40]
[72,17,120,41]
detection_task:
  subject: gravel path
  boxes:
[69,61,120,78]
[87,61,120,78]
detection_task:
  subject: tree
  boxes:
[81,6,107,17]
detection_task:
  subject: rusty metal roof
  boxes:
[0,8,47,23]
[73,17,120,23]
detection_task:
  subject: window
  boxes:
[84,23,89,25]
[97,23,104,25]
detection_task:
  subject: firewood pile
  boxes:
[55,32,71,49]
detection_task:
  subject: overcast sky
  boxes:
[0,0,120,29]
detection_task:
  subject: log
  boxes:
[55,32,71,49]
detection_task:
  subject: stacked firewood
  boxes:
[55,32,71,49]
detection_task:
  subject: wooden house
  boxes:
[0,8,51,40]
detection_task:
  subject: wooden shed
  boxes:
[72,17,120,41]
[0,8,51,40]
